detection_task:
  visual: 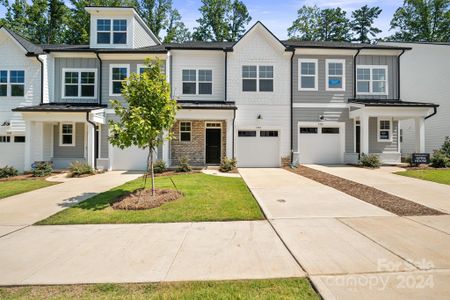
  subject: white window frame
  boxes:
[198,69,213,95]
[325,59,345,91]
[137,64,149,74]
[59,122,75,147]
[298,59,318,91]
[181,69,213,95]
[109,64,130,96]
[356,65,388,96]
[61,68,97,99]
[96,18,128,45]
[241,65,274,92]
[179,121,192,142]
[0,69,25,98]
[377,118,393,142]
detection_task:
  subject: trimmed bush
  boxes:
[32,161,53,177]
[153,159,167,174]
[219,157,237,172]
[176,157,192,172]
[440,136,450,158]
[0,166,19,178]
[430,150,449,168]
[70,161,94,177]
[359,153,381,168]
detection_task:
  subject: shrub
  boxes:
[430,150,449,168]
[0,166,19,178]
[32,161,53,177]
[219,157,237,172]
[359,153,381,168]
[176,157,192,172]
[440,136,450,158]
[69,161,94,177]
[153,159,167,174]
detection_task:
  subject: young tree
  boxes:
[287,5,321,40]
[350,5,382,43]
[109,59,178,195]
[388,0,450,42]
[163,9,191,42]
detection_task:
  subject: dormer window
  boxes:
[97,19,127,45]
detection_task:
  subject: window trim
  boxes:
[181,69,213,95]
[13,136,26,143]
[356,65,389,96]
[377,118,393,143]
[242,65,274,92]
[198,69,213,95]
[61,68,97,99]
[59,122,75,147]
[96,18,128,45]
[109,64,130,96]
[0,136,11,143]
[325,59,345,91]
[298,59,318,91]
[137,64,149,75]
[0,69,25,98]
[179,121,192,142]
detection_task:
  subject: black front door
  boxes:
[206,128,221,164]
[356,125,361,154]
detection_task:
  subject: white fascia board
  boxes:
[293,103,349,108]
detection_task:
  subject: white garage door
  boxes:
[0,141,25,171]
[112,146,149,170]
[237,130,280,167]
[298,123,344,164]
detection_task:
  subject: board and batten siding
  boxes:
[54,58,99,103]
[356,55,399,99]
[53,123,85,158]
[293,55,354,103]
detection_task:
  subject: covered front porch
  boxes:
[13,104,106,171]
[347,99,438,164]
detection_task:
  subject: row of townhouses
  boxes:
[0,6,439,171]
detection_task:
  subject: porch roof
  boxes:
[178,101,237,110]
[348,99,439,108]
[12,104,107,113]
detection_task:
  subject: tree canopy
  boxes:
[351,5,382,43]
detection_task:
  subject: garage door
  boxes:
[298,123,343,164]
[237,130,280,167]
[112,146,149,170]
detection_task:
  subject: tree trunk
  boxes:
[150,149,155,196]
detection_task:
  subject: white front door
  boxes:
[237,130,280,167]
[298,122,345,164]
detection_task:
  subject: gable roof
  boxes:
[232,21,288,52]
[0,26,44,55]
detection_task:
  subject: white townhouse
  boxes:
[0,6,440,171]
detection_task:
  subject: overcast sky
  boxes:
[0,0,403,39]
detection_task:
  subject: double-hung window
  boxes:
[242,65,273,92]
[0,70,25,97]
[182,69,213,95]
[198,70,212,94]
[0,136,10,143]
[326,59,345,91]
[97,19,127,45]
[63,69,96,98]
[179,121,191,141]
[298,59,318,91]
[110,65,129,96]
[182,70,196,94]
[0,71,8,96]
[378,118,392,142]
[356,66,388,95]
[60,123,75,146]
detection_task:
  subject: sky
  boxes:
[0,0,403,39]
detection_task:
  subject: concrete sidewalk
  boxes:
[0,221,304,285]
[307,165,450,213]
[0,171,142,236]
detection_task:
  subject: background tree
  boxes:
[350,5,382,43]
[388,0,450,42]
[193,0,251,41]
[287,5,320,40]
[137,0,172,40]
[46,0,68,44]
[109,59,177,195]
[0,0,29,32]
[164,9,191,42]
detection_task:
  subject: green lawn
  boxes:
[38,173,264,225]
[0,179,59,199]
[396,169,450,185]
[0,278,319,300]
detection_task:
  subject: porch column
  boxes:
[360,114,369,154]
[415,117,425,153]
[86,122,96,168]
[226,118,233,158]
[24,121,32,171]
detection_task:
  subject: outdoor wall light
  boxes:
[257,114,263,120]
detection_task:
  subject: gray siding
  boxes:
[293,55,353,103]
[54,58,100,103]
[292,108,354,153]
[100,123,109,159]
[102,60,165,107]
[356,55,398,99]
[53,123,85,158]
[369,117,399,153]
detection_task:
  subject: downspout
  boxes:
[224,50,228,101]
[289,49,295,164]
[397,49,405,100]
[35,55,44,105]
[95,52,102,105]
[425,106,438,120]
[86,112,98,169]
[232,108,236,158]
[353,49,361,99]
[169,50,173,99]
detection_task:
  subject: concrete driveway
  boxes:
[239,168,450,299]
[308,164,450,213]
[0,171,142,236]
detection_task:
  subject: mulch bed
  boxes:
[111,188,183,210]
[287,165,445,216]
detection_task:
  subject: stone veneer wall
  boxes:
[170,120,227,166]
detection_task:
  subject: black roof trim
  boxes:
[232,21,287,50]
[0,26,44,55]
[348,99,439,108]
[12,103,107,112]
[178,100,237,110]
[283,40,412,51]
